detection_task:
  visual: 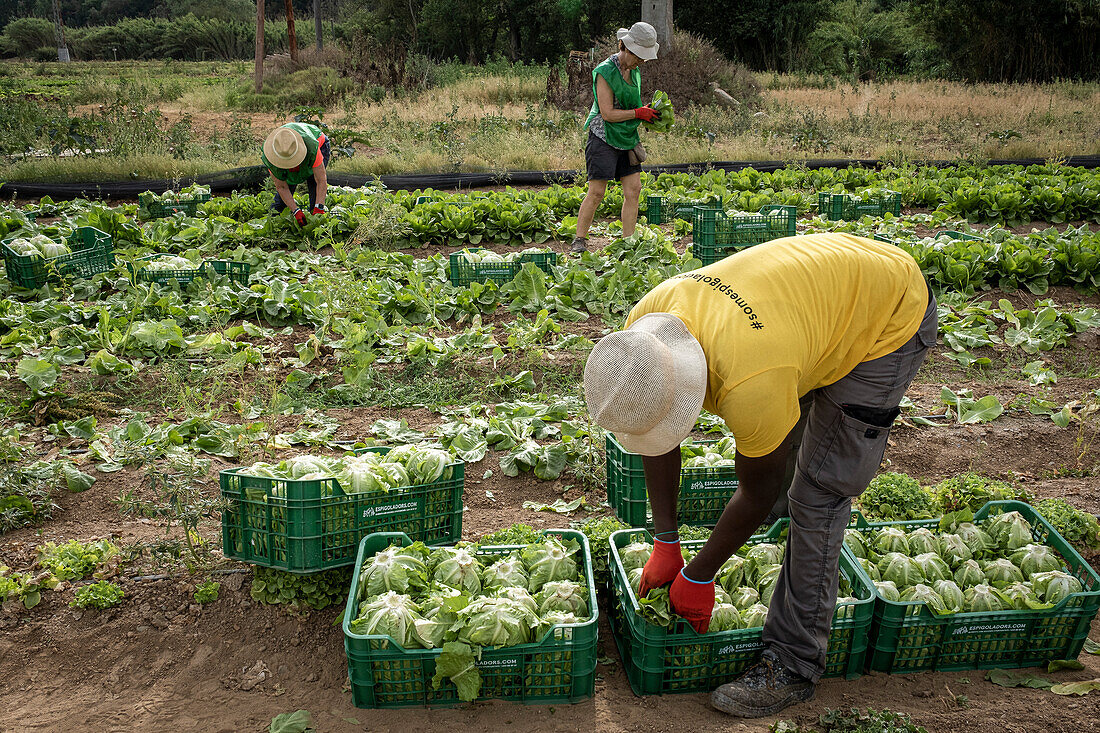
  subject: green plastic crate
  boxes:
[817,191,902,221]
[137,191,211,220]
[220,447,465,573]
[127,254,205,285]
[605,434,739,528]
[608,523,873,695]
[939,230,983,241]
[448,248,557,287]
[647,195,714,225]
[1,226,115,289]
[846,500,1100,674]
[343,529,599,708]
[691,205,797,265]
[203,259,251,284]
[126,254,251,286]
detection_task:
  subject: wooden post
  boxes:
[314,0,322,50]
[254,0,264,93]
[285,0,299,61]
[641,0,673,53]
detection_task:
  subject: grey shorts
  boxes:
[585,131,641,182]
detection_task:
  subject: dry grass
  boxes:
[5,62,1099,180]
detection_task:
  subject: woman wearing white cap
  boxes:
[261,122,331,226]
[584,233,938,717]
[571,21,660,253]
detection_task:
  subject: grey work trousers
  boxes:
[760,289,938,683]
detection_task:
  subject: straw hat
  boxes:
[263,126,307,169]
[617,22,659,61]
[584,313,707,456]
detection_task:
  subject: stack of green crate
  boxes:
[605,435,739,528]
[645,195,710,225]
[1,227,115,289]
[448,248,557,287]
[817,190,902,221]
[608,523,874,694]
[845,501,1100,673]
[343,529,599,707]
[137,191,212,220]
[690,205,797,265]
[220,447,465,573]
[127,254,251,286]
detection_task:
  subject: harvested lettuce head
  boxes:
[432,547,484,595]
[1030,570,1084,605]
[454,596,538,647]
[482,555,529,592]
[350,591,424,646]
[535,579,589,617]
[619,542,653,573]
[358,544,429,598]
[1010,543,1062,578]
[964,583,1005,612]
[709,603,743,632]
[522,537,581,591]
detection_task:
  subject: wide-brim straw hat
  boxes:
[617,22,659,61]
[584,313,706,456]
[263,126,307,169]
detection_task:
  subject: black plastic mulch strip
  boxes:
[3,156,1099,201]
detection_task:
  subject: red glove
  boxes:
[670,568,715,634]
[638,537,684,598]
[311,205,325,216]
[292,208,307,226]
[634,106,659,122]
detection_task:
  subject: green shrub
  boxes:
[230,68,356,112]
[1,18,54,57]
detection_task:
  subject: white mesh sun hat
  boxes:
[263,126,307,169]
[584,313,707,456]
[616,22,659,61]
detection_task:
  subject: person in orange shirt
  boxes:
[583,233,937,717]
[261,122,330,225]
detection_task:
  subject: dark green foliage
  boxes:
[477,523,545,547]
[250,566,352,611]
[1036,498,1100,550]
[858,473,938,521]
[930,473,1029,514]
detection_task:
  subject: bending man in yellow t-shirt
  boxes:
[583,233,937,717]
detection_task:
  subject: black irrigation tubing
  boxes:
[4,155,1100,202]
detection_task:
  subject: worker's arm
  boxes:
[684,443,791,581]
[312,162,327,209]
[642,446,681,537]
[270,172,298,212]
[596,75,644,124]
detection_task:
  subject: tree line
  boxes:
[3,0,1098,82]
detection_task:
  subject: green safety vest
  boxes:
[584,56,642,151]
[261,122,324,187]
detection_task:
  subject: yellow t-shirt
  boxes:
[625,233,928,457]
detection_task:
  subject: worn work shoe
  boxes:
[710,650,816,718]
[570,237,588,253]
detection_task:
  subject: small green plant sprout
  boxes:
[194,579,221,604]
[71,580,125,609]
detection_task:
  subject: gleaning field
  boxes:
[1,163,1099,732]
